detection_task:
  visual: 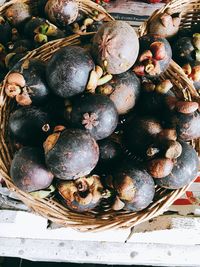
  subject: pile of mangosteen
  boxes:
[0,0,109,81]
[3,1,200,214]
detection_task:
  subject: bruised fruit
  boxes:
[92,21,139,74]
[45,0,78,27]
[9,106,52,146]
[97,71,141,115]
[58,175,104,212]
[133,34,172,77]
[44,128,99,180]
[171,110,200,141]
[5,59,51,106]
[5,3,31,27]
[123,116,163,158]
[68,94,118,140]
[10,147,54,192]
[156,141,199,189]
[112,164,155,211]
[149,12,181,38]
[46,46,94,98]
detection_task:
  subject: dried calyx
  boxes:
[5,72,31,105]
[86,65,112,94]
[43,125,65,154]
[134,41,167,77]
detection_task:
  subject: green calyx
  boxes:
[34,33,48,44]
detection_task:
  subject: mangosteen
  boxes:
[0,16,12,45]
[171,109,200,141]
[111,163,155,211]
[149,12,181,39]
[92,21,139,75]
[156,141,199,189]
[97,71,141,115]
[95,139,123,173]
[44,128,99,180]
[8,106,53,146]
[43,96,66,125]
[45,0,79,27]
[123,116,163,158]
[133,34,172,78]
[67,94,118,140]
[5,58,51,106]
[10,147,54,192]
[5,3,31,27]
[173,32,200,65]
[137,84,175,118]
[58,175,104,212]
[46,46,94,98]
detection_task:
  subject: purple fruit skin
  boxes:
[11,147,54,192]
[45,129,99,180]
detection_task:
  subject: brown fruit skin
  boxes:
[98,71,141,115]
[44,129,99,180]
[45,0,78,27]
[147,158,174,179]
[58,175,103,212]
[113,164,155,212]
[175,101,199,114]
[10,147,54,193]
[92,21,139,75]
[149,13,180,39]
[5,3,31,27]
[171,111,200,141]
[156,141,199,189]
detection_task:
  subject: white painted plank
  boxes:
[0,237,200,266]
[1,210,200,245]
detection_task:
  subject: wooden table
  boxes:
[1,188,200,266]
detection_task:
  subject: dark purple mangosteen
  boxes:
[67,94,118,140]
[5,58,51,106]
[10,147,54,192]
[44,128,99,180]
[8,106,53,146]
[46,46,95,98]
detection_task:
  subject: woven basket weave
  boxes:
[0,0,200,232]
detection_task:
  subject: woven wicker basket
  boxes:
[0,0,200,232]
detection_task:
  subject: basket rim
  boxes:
[0,0,200,232]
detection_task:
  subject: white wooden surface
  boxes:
[0,209,200,265]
